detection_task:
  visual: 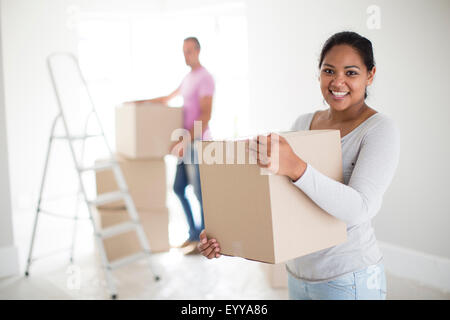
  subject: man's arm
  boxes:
[189,95,213,140]
[134,87,180,106]
[170,94,213,157]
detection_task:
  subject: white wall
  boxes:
[0,0,170,273]
[1,0,246,272]
[2,0,78,214]
[0,2,19,277]
[1,0,173,214]
[246,0,450,263]
[1,0,245,214]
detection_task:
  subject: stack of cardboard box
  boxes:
[94,101,182,261]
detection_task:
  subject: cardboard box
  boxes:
[115,102,183,159]
[95,155,167,209]
[94,207,170,261]
[260,263,288,288]
[197,130,347,264]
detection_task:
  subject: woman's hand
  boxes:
[198,230,221,259]
[248,133,307,182]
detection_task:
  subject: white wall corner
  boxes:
[379,241,450,294]
[0,245,20,278]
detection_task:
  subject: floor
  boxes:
[2,157,449,300]
[2,168,289,300]
[1,246,450,300]
[2,207,450,300]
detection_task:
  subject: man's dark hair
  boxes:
[184,37,201,50]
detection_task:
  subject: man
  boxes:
[142,37,214,252]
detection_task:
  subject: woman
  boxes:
[198,31,400,300]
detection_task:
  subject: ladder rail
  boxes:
[24,52,160,299]
[47,52,122,297]
[70,106,92,264]
[25,114,60,276]
[55,52,115,157]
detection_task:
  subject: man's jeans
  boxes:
[173,143,204,241]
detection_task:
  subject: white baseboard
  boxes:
[0,245,19,278]
[379,241,450,293]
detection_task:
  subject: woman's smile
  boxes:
[329,89,350,100]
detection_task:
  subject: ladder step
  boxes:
[109,252,148,270]
[78,161,115,173]
[98,221,138,238]
[89,191,124,206]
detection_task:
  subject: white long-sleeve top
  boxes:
[285,111,400,282]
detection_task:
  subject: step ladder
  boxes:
[24,52,160,299]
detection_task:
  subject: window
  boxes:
[76,3,250,146]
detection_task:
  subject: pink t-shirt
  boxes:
[179,66,215,140]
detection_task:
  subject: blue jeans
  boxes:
[288,262,387,300]
[173,162,205,241]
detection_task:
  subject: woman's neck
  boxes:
[326,102,369,123]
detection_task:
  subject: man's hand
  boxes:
[169,140,185,158]
[136,87,180,106]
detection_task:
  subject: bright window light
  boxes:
[76,3,250,148]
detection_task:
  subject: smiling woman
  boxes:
[281,31,398,300]
[198,31,400,301]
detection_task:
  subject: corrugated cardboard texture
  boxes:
[94,207,170,261]
[115,102,182,159]
[269,130,347,263]
[198,130,347,264]
[95,155,167,209]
